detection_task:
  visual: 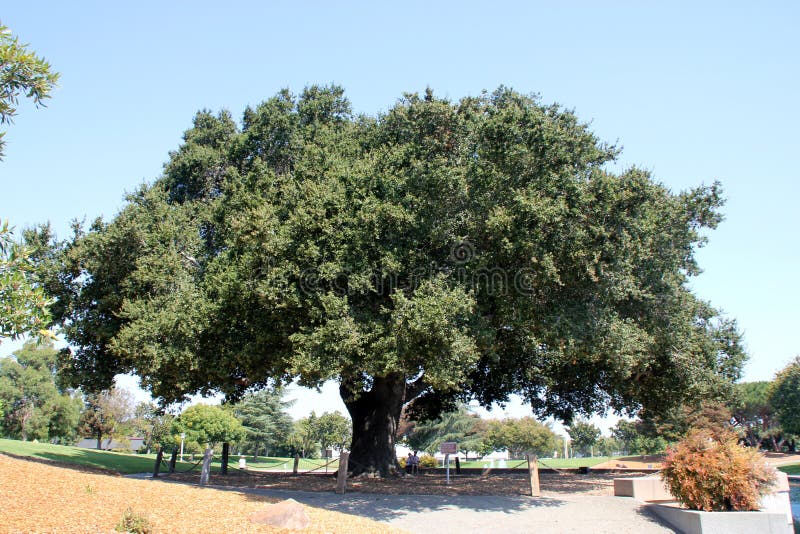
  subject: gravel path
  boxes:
[234,487,677,533]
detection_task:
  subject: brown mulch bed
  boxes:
[167,467,650,497]
[0,454,405,533]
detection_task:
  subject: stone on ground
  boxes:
[249,498,311,529]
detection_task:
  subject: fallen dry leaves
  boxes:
[0,454,404,534]
[167,466,627,497]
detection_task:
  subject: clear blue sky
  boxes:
[2,2,798,395]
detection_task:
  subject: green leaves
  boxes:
[49,85,742,432]
[768,356,800,436]
[0,23,60,159]
[174,404,245,447]
[0,222,52,342]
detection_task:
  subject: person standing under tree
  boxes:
[410,450,420,475]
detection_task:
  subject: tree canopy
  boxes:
[0,340,81,442]
[44,85,745,475]
[174,404,245,448]
[233,387,294,458]
[566,419,601,455]
[769,357,800,436]
[484,417,559,458]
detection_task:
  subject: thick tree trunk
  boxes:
[341,373,407,477]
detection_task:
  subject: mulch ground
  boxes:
[0,454,405,533]
[167,467,647,497]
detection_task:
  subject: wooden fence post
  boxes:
[293,453,300,475]
[527,454,540,497]
[200,446,214,486]
[221,442,229,475]
[336,452,350,494]
[153,448,163,478]
[168,448,177,473]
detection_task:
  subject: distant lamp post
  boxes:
[180,432,186,462]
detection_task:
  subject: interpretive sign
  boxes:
[440,441,457,454]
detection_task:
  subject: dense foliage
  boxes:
[173,404,245,449]
[233,387,294,458]
[79,387,135,449]
[661,429,775,511]
[769,357,800,437]
[484,417,559,458]
[287,411,352,458]
[0,223,51,342]
[42,85,745,475]
[566,419,601,455]
[0,341,81,442]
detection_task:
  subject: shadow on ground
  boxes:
[237,487,567,523]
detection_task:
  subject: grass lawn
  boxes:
[0,438,341,474]
[441,456,612,469]
[779,463,800,475]
[0,438,158,474]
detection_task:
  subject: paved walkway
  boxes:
[234,487,677,533]
[128,473,676,532]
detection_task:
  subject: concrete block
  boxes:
[648,503,793,534]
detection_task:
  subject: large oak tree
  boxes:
[43,86,744,475]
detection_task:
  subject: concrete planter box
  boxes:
[647,502,792,534]
[616,472,794,533]
[614,476,673,501]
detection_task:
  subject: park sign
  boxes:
[440,441,457,454]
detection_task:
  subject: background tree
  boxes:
[0,340,81,441]
[484,417,559,458]
[610,419,667,455]
[403,404,488,456]
[596,436,621,457]
[46,86,745,476]
[729,381,785,450]
[289,414,319,458]
[769,357,800,441]
[312,411,352,457]
[566,419,601,456]
[233,387,294,459]
[0,22,60,159]
[173,404,245,450]
[79,387,135,449]
[130,402,176,453]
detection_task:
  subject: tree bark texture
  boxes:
[341,373,407,477]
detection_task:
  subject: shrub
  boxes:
[115,508,152,534]
[419,455,437,468]
[661,429,776,511]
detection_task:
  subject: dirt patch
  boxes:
[591,455,665,470]
[166,468,651,497]
[590,451,800,470]
[0,454,405,533]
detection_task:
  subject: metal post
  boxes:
[445,454,450,485]
[180,432,185,462]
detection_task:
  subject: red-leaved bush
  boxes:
[661,429,776,511]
